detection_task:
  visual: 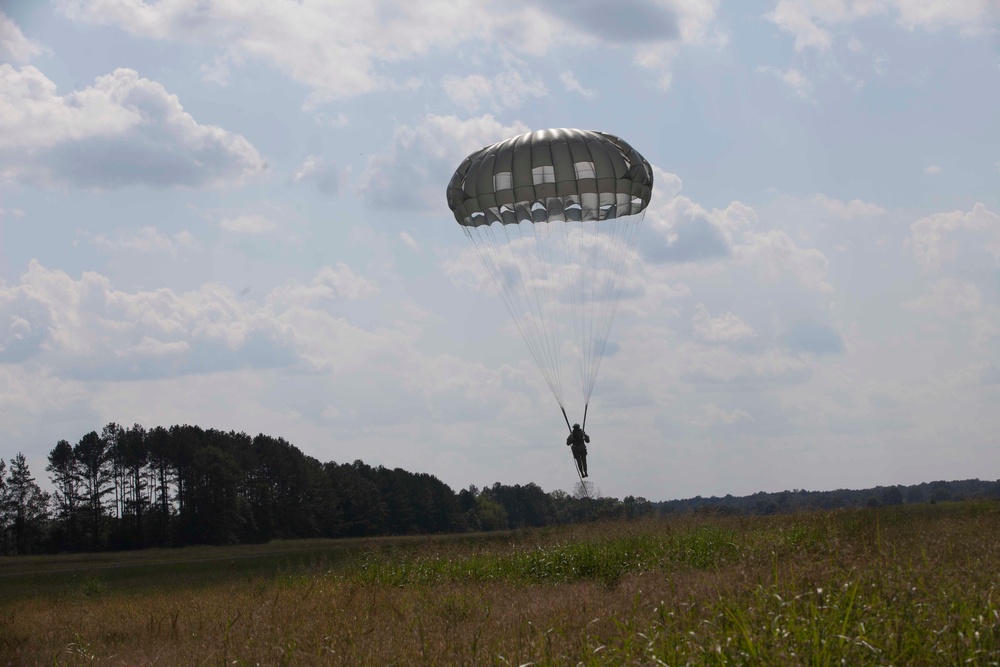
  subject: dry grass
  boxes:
[2,502,999,665]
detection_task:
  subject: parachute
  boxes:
[447,128,653,431]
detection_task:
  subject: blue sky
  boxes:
[1,0,998,500]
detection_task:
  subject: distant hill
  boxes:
[654,479,1000,516]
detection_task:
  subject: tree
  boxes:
[75,431,113,550]
[4,453,50,555]
[0,459,8,554]
[47,440,82,550]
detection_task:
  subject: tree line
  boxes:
[2,423,996,556]
[0,423,653,555]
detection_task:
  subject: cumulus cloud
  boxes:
[219,214,277,234]
[87,226,198,256]
[442,60,547,112]
[907,203,1000,272]
[290,156,340,195]
[0,65,265,188]
[904,278,983,317]
[359,114,529,211]
[558,71,595,98]
[783,320,845,355]
[56,0,720,104]
[734,229,833,293]
[0,12,45,63]
[692,303,756,342]
[399,231,421,251]
[643,182,756,264]
[0,260,386,379]
[757,65,815,102]
[766,0,997,52]
[812,194,886,217]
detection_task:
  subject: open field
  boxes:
[2,501,999,665]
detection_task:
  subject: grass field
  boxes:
[2,501,999,665]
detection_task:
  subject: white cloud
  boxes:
[757,65,815,102]
[692,403,754,426]
[88,226,198,256]
[767,0,835,51]
[907,203,1000,271]
[904,278,982,317]
[442,61,547,112]
[558,71,595,98]
[219,214,277,234]
[360,114,529,210]
[812,194,886,217]
[0,12,45,63]
[893,0,999,33]
[735,229,833,293]
[0,260,385,378]
[924,164,942,174]
[56,0,720,104]
[399,231,421,251]
[692,303,756,342]
[765,0,996,52]
[290,156,339,195]
[0,65,265,188]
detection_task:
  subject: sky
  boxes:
[1,0,999,502]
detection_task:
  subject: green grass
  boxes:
[2,501,999,665]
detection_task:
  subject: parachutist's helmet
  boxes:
[573,423,580,429]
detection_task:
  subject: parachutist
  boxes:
[566,423,590,478]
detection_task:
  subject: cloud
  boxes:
[907,203,1000,271]
[559,71,595,98]
[399,231,421,251]
[219,214,278,234]
[766,1,836,51]
[812,194,886,217]
[783,320,845,355]
[0,65,265,188]
[0,260,388,380]
[290,156,340,195]
[735,229,833,293]
[0,12,45,63]
[643,183,755,264]
[87,226,198,256]
[766,0,997,52]
[904,278,983,317]
[757,65,815,102]
[442,60,547,112]
[692,303,756,342]
[893,0,1000,33]
[56,0,720,104]
[924,165,942,175]
[360,114,529,211]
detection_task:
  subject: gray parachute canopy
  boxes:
[446,128,654,425]
[447,128,653,227]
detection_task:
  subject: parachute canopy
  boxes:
[447,128,653,420]
[447,128,653,228]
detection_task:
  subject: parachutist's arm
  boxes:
[584,433,590,443]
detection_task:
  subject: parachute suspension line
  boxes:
[581,211,646,405]
[521,219,563,405]
[464,224,564,408]
[560,405,572,432]
[582,402,589,432]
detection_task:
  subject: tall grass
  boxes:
[2,501,998,665]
